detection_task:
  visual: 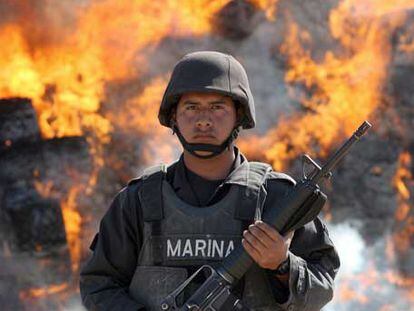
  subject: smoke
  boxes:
[326,222,413,311]
[0,0,87,47]
[329,222,366,275]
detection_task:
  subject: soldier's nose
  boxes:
[196,111,213,128]
[196,118,212,128]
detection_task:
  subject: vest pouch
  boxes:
[129,266,188,310]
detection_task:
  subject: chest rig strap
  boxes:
[138,164,167,222]
[138,164,167,265]
[234,161,273,223]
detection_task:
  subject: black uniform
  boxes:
[80,148,340,310]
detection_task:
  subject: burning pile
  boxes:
[0,0,413,310]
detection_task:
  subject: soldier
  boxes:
[80,51,340,310]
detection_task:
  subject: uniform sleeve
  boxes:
[272,218,340,310]
[79,183,145,311]
[264,178,340,311]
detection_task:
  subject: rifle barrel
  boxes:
[311,121,371,183]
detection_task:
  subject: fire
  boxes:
[19,283,69,300]
[77,0,233,79]
[34,180,54,198]
[337,282,368,304]
[34,179,83,272]
[61,187,82,273]
[385,270,414,287]
[391,152,414,255]
[385,270,414,303]
[121,77,177,163]
[2,1,414,309]
[0,25,43,100]
[0,24,111,141]
[1,0,243,274]
[393,152,412,201]
[240,0,413,171]
[336,264,380,304]
[335,262,414,305]
[251,0,279,20]
[0,0,246,144]
[103,76,177,168]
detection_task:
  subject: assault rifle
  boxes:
[160,121,372,311]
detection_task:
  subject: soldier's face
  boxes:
[174,92,237,147]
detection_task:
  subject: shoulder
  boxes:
[127,162,176,185]
[247,161,296,185]
[125,162,177,193]
[127,164,167,185]
[245,160,296,197]
[266,170,296,186]
[246,161,295,184]
[112,165,166,208]
[264,171,295,198]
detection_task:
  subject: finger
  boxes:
[242,238,261,262]
[243,230,266,254]
[254,221,283,242]
[247,225,275,248]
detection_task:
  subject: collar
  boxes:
[170,146,251,192]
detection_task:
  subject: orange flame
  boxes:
[0,0,244,143]
[61,187,82,272]
[336,263,414,305]
[393,152,412,201]
[34,180,54,198]
[0,23,111,141]
[0,1,243,272]
[338,282,369,304]
[33,178,86,272]
[240,1,413,170]
[19,283,69,300]
[251,0,279,20]
[0,1,282,285]
[391,151,413,255]
[105,76,177,165]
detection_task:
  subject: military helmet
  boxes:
[158,51,256,129]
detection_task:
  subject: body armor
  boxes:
[128,162,293,310]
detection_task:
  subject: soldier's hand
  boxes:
[242,220,294,270]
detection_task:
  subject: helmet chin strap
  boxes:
[173,125,239,159]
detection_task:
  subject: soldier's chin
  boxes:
[193,150,215,158]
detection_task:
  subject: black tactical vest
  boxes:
[128,162,292,310]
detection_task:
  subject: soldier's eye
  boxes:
[211,104,224,110]
[186,105,197,110]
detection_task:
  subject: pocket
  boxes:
[129,266,188,311]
